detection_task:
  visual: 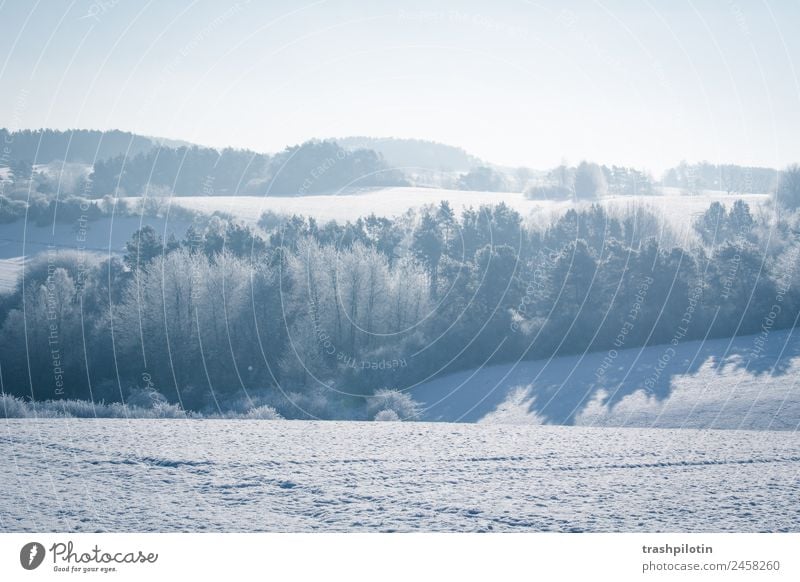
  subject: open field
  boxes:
[1,419,798,532]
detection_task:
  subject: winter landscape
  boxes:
[2,1,800,536]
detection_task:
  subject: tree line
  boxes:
[2,128,792,200]
[662,161,778,194]
[1,132,408,198]
[0,129,159,165]
[1,195,799,419]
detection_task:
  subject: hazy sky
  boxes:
[1,0,799,174]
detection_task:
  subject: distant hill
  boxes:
[336,136,482,172]
[87,140,405,198]
[0,128,196,166]
[147,135,199,150]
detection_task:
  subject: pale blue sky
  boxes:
[1,0,798,173]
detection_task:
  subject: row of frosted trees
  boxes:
[1,198,799,417]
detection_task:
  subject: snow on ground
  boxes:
[0,215,193,293]
[162,187,771,235]
[412,328,800,430]
[0,257,24,294]
[1,419,798,532]
[0,215,194,261]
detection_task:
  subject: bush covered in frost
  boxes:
[242,405,283,419]
[0,394,284,419]
[367,389,421,420]
[374,409,400,421]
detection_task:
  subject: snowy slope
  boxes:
[0,215,194,260]
[0,257,24,294]
[412,329,800,430]
[0,215,193,292]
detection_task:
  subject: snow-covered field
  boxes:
[413,329,800,430]
[1,419,798,532]
[0,256,24,294]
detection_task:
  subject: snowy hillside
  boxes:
[412,328,800,430]
[0,256,24,294]
[0,215,193,293]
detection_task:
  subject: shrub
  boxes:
[374,409,400,421]
[0,394,31,417]
[243,405,283,420]
[0,394,191,419]
[55,399,101,417]
[366,389,421,420]
[150,401,189,419]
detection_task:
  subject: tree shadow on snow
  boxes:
[416,328,800,424]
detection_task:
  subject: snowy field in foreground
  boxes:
[1,420,798,532]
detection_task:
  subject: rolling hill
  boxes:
[336,136,483,172]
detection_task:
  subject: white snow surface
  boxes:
[1,419,798,532]
[413,329,800,430]
[0,256,24,294]
[0,215,193,293]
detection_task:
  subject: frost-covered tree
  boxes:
[776,164,800,210]
[574,161,607,199]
